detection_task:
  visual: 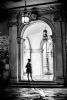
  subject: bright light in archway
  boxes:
[21,21,53,81]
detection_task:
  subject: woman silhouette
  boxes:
[26,59,32,81]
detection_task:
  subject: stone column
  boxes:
[52,34,57,81]
[8,18,18,82]
[61,21,67,86]
[17,37,21,81]
[54,21,64,83]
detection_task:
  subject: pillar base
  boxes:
[54,76,64,85]
[9,77,18,83]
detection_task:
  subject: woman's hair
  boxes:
[28,59,31,62]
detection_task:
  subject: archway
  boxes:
[21,20,54,81]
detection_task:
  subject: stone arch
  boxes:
[17,17,55,39]
[18,17,55,81]
[39,16,55,34]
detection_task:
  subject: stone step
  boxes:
[8,84,64,88]
[8,81,64,88]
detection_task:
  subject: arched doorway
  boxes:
[21,20,54,81]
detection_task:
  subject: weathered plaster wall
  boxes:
[0,21,8,35]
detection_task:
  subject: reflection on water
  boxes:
[0,88,67,100]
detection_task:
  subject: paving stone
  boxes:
[0,87,67,100]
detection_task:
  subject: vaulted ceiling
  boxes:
[0,0,63,9]
[0,0,66,22]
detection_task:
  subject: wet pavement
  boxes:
[0,87,67,100]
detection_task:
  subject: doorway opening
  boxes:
[21,20,54,81]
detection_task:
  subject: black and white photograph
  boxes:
[0,0,67,100]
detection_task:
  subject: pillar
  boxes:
[54,21,64,83]
[8,18,18,82]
